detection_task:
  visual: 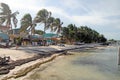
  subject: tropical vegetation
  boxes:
[62,24,107,44]
[34,30,45,35]
[20,13,36,37]
[0,3,107,45]
[0,3,19,34]
[34,9,52,33]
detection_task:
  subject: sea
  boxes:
[20,45,120,80]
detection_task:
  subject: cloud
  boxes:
[60,0,81,10]
[71,16,104,25]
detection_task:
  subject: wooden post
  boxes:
[118,47,120,65]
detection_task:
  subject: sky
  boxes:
[0,0,120,40]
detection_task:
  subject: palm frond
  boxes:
[0,3,11,14]
[0,17,5,24]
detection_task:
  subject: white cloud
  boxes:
[71,16,104,25]
[42,7,69,18]
[60,0,81,9]
[0,0,46,12]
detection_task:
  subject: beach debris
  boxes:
[0,47,82,75]
[0,56,10,65]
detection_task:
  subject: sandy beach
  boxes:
[0,48,37,61]
[0,45,65,79]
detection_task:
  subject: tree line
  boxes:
[62,24,107,44]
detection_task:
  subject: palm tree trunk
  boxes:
[42,22,46,46]
[13,28,15,35]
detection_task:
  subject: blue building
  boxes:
[0,31,9,42]
[43,33,59,45]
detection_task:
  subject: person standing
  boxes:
[15,38,19,50]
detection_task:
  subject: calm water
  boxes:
[23,46,120,80]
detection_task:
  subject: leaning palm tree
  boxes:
[20,13,36,37]
[47,17,55,32]
[20,13,32,33]
[0,3,19,34]
[0,17,5,25]
[52,18,63,34]
[34,9,52,33]
[50,18,63,44]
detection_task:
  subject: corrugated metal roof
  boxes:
[43,33,58,38]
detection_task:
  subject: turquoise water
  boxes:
[23,46,120,80]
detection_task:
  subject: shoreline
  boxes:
[0,53,63,80]
[0,44,108,80]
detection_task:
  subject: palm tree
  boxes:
[20,14,32,33]
[48,18,63,44]
[20,13,36,36]
[62,27,69,39]
[0,3,19,34]
[0,17,5,25]
[52,18,63,34]
[34,9,52,33]
[47,17,55,32]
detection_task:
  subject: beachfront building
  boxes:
[43,33,59,45]
[0,31,9,47]
[8,28,43,46]
[0,26,60,46]
[8,29,20,41]
[0,31,9,41]
[0,25,10,47]
[30,34,43,46]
